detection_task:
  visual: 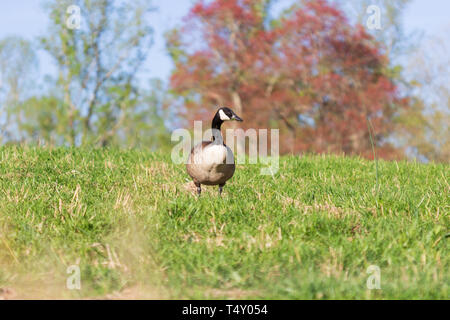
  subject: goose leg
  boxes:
[218,183,225,197]
[194,182,201,195]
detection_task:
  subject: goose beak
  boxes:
[232,114,243,122]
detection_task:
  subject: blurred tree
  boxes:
[338,1,448,163]
[12,95,67,145]
[97,79,172,150]
[36,0,157,147]
[12,80,171,149]
[167,0,409,158]
[0,37,37,143]
[395,33,450,162]
[335,0,414,60]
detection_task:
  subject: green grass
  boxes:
[0,146,448,299]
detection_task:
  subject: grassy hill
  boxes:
[0,146,448,299]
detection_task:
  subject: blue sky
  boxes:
[0,0,449,83]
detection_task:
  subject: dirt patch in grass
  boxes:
[0,287,16,300]
[280,194,375,218]
[205,288,262,299]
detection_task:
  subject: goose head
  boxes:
[211,107,243,142]
[214,107,243,123]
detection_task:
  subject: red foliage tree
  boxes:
[167,0,408,159]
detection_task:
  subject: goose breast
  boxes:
[186,141,236,185]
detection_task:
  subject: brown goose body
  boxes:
[186,107,242,195]
[186,140,235,186]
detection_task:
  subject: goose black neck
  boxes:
[211,113,223,142]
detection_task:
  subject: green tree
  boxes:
[0,37,37,143]
[396,33,450,162]
[39,0,156,146]
[12,95,68,145]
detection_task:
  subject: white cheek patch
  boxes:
[219,109,230,121]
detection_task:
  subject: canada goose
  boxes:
[186,107,243,196]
